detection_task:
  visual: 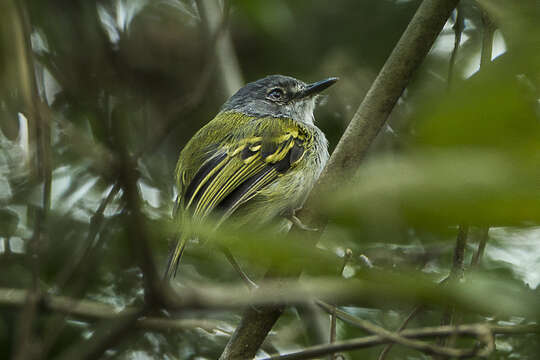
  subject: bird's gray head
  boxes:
[221,74,338,125]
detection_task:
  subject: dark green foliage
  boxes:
[0,0,538,359]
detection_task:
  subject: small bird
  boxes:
[165,74,338,280]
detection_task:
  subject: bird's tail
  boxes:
[164,234,188,280]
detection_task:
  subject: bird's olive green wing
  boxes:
[165,113,309,280]
[178,114,309,219]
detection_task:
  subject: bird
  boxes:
[164,74,338,280]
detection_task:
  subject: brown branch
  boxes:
[450,225,469,281]
[196,0,243,97]
[377,305,424,360]
[448,6,464,88]
[10,0,52,358]
[6,287,535,360]
[318,299,489,360]
[471,227,489,268]
[112,111,166,308]
[328,249,353,359]
[260,324,497,360]
[480,11,496,68]
[140,0,237,156]
[55,309,145,360]
[40,183,121,357]
[1,281,538,325]
[219,0,461,358]
[436,224,469,356]
[52,106,167,360]
[0,287,226,333]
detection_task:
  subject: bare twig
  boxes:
[328,249,352,360]
[7,287,535,360]
[471,227,489,268]
[112,116,165,308]
[55,309,146,360]
[0,287,227,332]
[317,300,493,359]
[377,305,424,360]
[436,224,469,356]
[448,6,464,88]
[11,1,52,358]
[54,183,121,291]
[196,0,243,97]
[259,324,496,360]
[40,183,121,357]
[329,306,337,360]
[2,286,537,335]
[450,225,469,281]
[52,103,168,360]
[480,11,496,68]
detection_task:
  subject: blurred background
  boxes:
[0,0,539,359]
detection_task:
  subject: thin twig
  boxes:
[448,6,464,88]
[480,11,495,68]
[260,323,496,360]
[11,1,52,358]
[436,224,468,356]
[471,227,489,268]
[40,183,121,357]
[55,183,121,290]
[55,308,146,360]
[329,307,337,360]
[328,249,352,360]
[113,113,165,308]
[196,0,243,96]
[377,305,424,360]
[2,287,537,336]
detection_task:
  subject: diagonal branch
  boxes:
[260,324,495,360]
[11,0,53,358]
[218,0,460,358]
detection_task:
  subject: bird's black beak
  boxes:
[296,77,339,99]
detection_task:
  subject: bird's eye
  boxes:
[267,88,285,101]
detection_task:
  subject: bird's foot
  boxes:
[289,214,318,232]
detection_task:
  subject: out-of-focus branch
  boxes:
[480,11,496,68]
[196,0,243,97]
[56,309,145,360]
[141,0,238,156]
[260,323,497,360]
[10,0,52,358]
[436,224,468,356]
[41,184,121,357]
[471,227,489,267]
[219,0,460,358]
[448,6,464,88]
[112,112,165,307]
[0,287,225,332]
[434,9,496,356]
[449,225,469,281]
[54,104,167,360]
[2,287,536,336]
[377,305,424,360]
[0,272,530,315]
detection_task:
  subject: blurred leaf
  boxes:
[322,150,540,234]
